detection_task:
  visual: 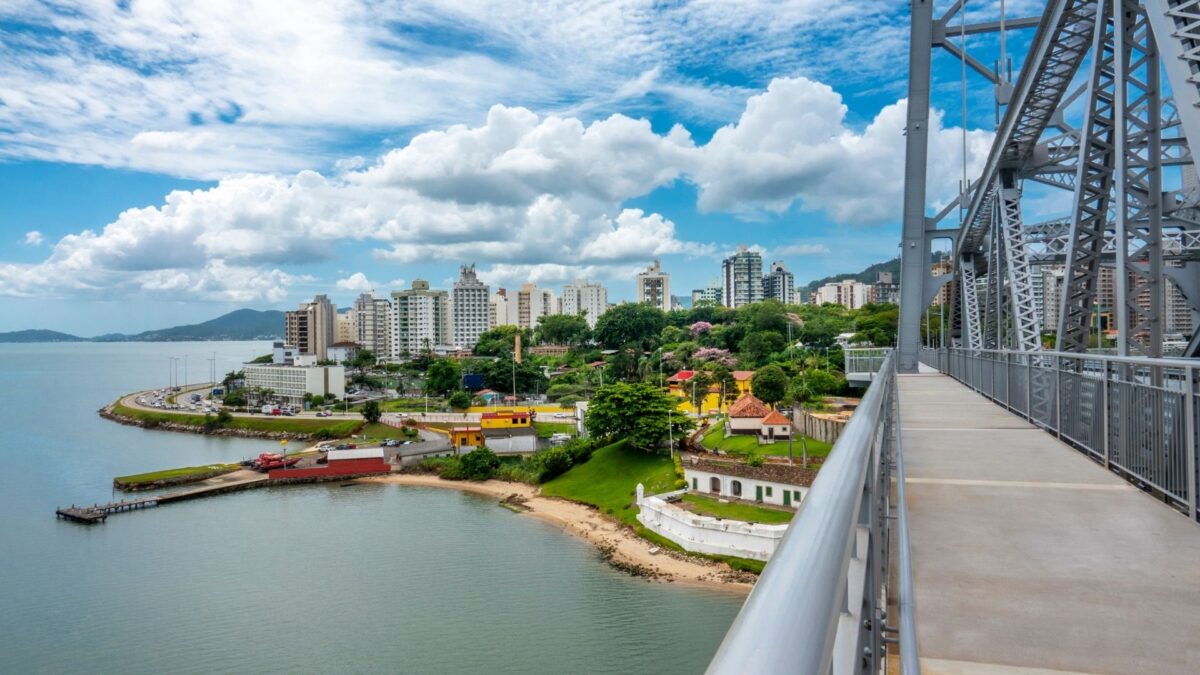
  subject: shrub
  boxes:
[448,391,471,409]
[746,455,766,468]
[313,429,336,440]
[216,409,233,426]
[459,447,500,481]
[529,446,572,482]
[563,438,594,465]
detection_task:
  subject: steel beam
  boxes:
[1144,0,1200,175]
[997,172,1044,350]
[1059,0,1118,353]
[961,257,984,349]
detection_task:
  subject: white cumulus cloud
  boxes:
[335,272,377,293]
[23,231,43,246]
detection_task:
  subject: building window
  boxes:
[692,478,697,490]
[766,486,773,497]
[710,476,721,493]
[793,490,801,502]
[731,480,742,497]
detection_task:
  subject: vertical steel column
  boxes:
[1059,0,1118,353]
[1187,366,1198,522]
[1113,0,1163,357]
[961,258,984,350]
[1102,359,1111,468]
[898,0,935,373]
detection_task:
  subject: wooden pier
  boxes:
[55,471,270,525]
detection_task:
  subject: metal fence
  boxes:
[708,351,919,674]
[844,347,893,378]
[920,347,1200,522]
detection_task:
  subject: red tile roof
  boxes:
[668,370,696,382]
[760,410,790,425]
[728,394,770,418]
[731,370,755,381]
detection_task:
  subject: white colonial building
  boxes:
[683,456,813,509]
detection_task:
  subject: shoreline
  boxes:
[359,473,755,594]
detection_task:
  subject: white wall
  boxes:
[636,487,788,562]
[684,467,807,508]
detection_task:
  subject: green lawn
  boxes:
[115,463,240,486]
[541,440,676,527]
[112,402,362,437]
[679,493,794,524]
[353,422,418,442]
[700,419,832,459]
[533,421,577,438]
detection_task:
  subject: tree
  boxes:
[222,370,243,387]
[593,303,666,350]
[751,365,789,407]
[535,314,591,346]
[448,391,471,409]
[352,349,377,370]
[738,330,786,367]
[425,358,463,397]
[459,447,500,480]
[585,382,694,452]
[474,325,529,357]
[361,400,382,424]
[688,371,714,412]
[483,355,546,395]
[803,368,843,396]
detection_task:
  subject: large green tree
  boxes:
[751,364,790,406]
[474,325,530,357]
[738,330,786,367]
[361,400,382,424]
[484,355,547,395]
[593,303,666,350]
[425,358,463,397]
[535,314,592,346]
[585,382,694,451]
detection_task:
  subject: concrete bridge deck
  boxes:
[899,373,1200,675]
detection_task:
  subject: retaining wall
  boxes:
[635,486,788,562]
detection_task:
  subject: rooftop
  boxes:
[728,394,770,418]
[760,410,790,425]
[685,454,816,487]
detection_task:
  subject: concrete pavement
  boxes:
[899,373,1200,674]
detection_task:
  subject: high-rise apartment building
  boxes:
[636,260,671,312]
[812,280,873,309]
[334,309,357,344]
[517,283,557,329]
[353,292,392,358]
[691,280,722,307]
[722,245,764,308]
[284,294,335,360]
[762,261,795,304]
[392,280,451,356]
[490,288,515,328]
[561,279,608,327]
[452,264,490,349]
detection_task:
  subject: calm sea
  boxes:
[0,342,742,674]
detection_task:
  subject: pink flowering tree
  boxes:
[692,347,736,367]
[689,321,713,337]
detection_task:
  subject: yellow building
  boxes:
[480,411,532,429]
[732,370,755,395]
[450,427,484,449]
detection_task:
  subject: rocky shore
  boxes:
[98,405,319,440]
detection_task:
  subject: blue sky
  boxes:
[0,1,1042,334]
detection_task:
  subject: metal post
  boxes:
[897,0,935,372]
[1101,360,1111,468]
[1055,355,1063,438]
[1187,367,1197,522]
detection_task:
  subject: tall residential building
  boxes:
[871,271,900,305]
[812,280,873,309]
[284,294,335,360]
[722,245,764,308]
[762,261,795,304]
[691,280,722,306]
[636,260,671,312]
[353,292,392,358]
[452,264,491,349]
[490,288,516,328]
[517,283,557,329]
[334,309,357,344]
[561,279,608,327]
[392,280,451,357]
[1041,266,1065,334]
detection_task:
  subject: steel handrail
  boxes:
[707,351,895,674]
[894,366,921,675]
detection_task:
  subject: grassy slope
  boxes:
[700,419,833,459]
[541,440,765,573]
[680,493,794,525]
[112,402,361,436]
[115,463,240,485]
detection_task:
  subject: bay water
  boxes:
[0,342,742,674]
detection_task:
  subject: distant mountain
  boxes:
[0,329,86,343]
[95,309,285,342]
[805,257,901,292]
[1,309,285,343]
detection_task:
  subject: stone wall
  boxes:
[795,409,847,445]
[635,486,788,562]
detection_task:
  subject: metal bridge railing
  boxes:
[844,347,894,378]
[708,351,919,675]
[920,347,1200,523]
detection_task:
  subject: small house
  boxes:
[683,456,814,508]
[731,370,755,395]
[759,410,792,441]
[728,394,771,434]
[450,426,484,451]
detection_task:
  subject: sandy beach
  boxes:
[359,473,756,594]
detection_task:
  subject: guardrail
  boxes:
[844,347,893,380]
[707,351,919,674]
[920,347,1199,522]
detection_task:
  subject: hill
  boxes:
[96,309,285,342]
[0,329,86,343]
[805,257,900,292]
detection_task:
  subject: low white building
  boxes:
[243,363,346,408]
[683,456,813,509]
[727,394,771,434]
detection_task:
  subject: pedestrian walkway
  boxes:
[898,373,1200,674]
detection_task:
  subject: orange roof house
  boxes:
[728,394,771,434]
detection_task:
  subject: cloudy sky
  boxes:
[0,0,1035,334]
